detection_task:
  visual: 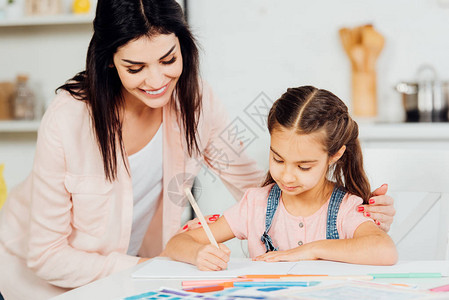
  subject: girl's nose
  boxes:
[281,167,296,183]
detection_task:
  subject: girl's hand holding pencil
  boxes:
[195,243,231,271]
[184,187,231,271]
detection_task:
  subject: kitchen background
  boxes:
[1,0,449,225]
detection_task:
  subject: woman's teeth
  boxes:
[145,85,167,95]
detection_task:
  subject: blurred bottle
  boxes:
[72,0,90,14]
[25,0,62,16]
[12,74,35,120]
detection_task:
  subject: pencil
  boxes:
[184,187,219,248]
[282,275,374,281]
[233,281,319,287]
[184,285,225,293]
[182,279,251,287]
[430,283,449,292]
[241,274,328,279]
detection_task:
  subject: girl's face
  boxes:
[112,33,183,109]
[269,128,333,197]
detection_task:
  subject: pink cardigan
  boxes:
[0,82,263,299]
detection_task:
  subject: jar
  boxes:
[12,74,36,120]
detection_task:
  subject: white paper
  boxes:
[132,257,296,279]
[132,257,449,279]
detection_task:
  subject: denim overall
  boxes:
[260,184,347,252]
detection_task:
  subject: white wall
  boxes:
[189,0,449,123]
[0,133,36,188]
[0,24,92,108]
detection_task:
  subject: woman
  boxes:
[0,0,395,299]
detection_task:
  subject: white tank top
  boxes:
[127,125,163,256]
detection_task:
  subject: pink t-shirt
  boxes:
[223,184,373,258]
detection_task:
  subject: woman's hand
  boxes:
[253,244,317,262]
[195,243,231,271]
[357,184,396,232]
[176,214,220,234]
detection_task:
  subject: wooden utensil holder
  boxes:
[352,70,377,117]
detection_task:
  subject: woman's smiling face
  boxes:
[113,33,183,109]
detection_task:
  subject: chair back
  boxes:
[362,147,449,260]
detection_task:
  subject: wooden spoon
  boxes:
[362,26,385,72]
[339,27,354,57]
[349,44,365,72]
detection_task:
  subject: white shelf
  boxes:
[0,120,40,132]
[0,14,94,27]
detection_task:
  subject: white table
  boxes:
[50,262,182,300]
[50,260,449,300]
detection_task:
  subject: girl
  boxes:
[163,86,398,270]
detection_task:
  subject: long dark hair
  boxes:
[263,86,371,203]
[57,0,201,181]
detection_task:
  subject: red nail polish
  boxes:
[369,199,375,204]
[209,216,217,221]
[376,221,381,225]
[182,224,188,230]
[198,222,201,225]
[357,206,364,212]
[365,212,370,217]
